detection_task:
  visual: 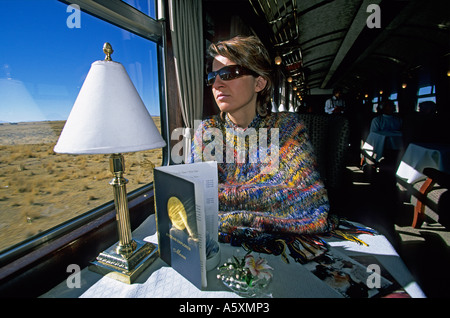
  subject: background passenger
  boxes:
[324,88,346,114]
[369,100,402,132]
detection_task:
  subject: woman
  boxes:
[190,36,334,245]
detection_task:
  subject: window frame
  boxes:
[389,92,399,113]
[0,0,169,294]
[416,84,436,111]
[372,96,379,112]
[64,0,163,42]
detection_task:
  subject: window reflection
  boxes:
[122,0,157,18]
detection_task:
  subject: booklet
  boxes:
[154,161,219,289]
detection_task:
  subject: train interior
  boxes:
[207,0,450,297]
[0,0,449,298]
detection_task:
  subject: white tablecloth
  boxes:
[41,215,425,298]
[396,142,450,183]
[362,131,403,162]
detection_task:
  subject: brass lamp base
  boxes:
[89,239,158,284]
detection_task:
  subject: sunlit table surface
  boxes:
[41,215,425,298]
[362,131,403,162]
[396,142,450,184]
[362,131,403,161]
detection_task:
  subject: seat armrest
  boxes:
[412,168,449,228]
[423,168,450,188]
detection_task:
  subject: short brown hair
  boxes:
[208,36,273,116]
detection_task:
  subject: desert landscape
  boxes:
[0,118,162,252]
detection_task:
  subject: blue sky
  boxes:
[0,0,160,122]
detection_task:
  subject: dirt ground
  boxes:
[0,118,162,252]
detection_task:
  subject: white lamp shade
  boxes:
[54,60,166,154]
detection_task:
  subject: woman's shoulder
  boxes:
[265,111,301,126]
[198,114,222,129]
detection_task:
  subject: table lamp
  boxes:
[54,43,166,283]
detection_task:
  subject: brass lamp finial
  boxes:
[103,42,113,61]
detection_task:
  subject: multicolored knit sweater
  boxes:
[190,112,332,241]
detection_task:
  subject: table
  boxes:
[362,131,403,162]
[41,215,425,298]
[396,142,450,184]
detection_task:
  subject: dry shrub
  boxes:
[94,169,112,181]
[0,118,163,251]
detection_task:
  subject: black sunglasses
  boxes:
[206,65,259,86]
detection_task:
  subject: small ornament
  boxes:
[217,251,273,297]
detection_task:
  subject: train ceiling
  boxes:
[204,0,449,93]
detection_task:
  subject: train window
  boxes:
[0,0,162,253]
[416,85,437,110]
[122,0,156,18]
[389,93,399,113]
[372,97,379,112]
[277,74,287,112]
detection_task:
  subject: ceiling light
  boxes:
[274,56,282,65]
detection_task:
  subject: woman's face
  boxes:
[211,55,266,120]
